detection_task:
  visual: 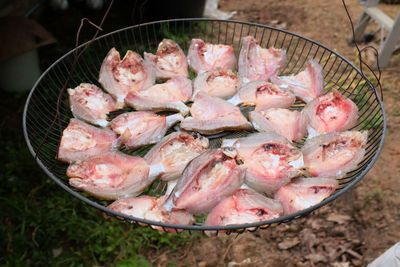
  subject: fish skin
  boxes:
[222,132,304,193]
[205,188,283,226]
[107,195,195,233]
[180,92,252,135]
[144,39,189,79]
[192,68,242,99]
[249,108,308,142]
[302,91,359,135]
[302,131,368,178]
[271,59,324,103]
[58,119,119,163]
[187,39,236,74]
[238,36,287,83]
[274,177,338,215]
[125,75,192,115]
[68,83,118,127]
[111,111,183,150]
[144,131,209,181]
[164,149,244,215]
[227,81,295,111]
[66,151,152,200]
[99,48,155,107]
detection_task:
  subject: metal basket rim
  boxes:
[23,18,387,232]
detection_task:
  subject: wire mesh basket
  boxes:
[23,19,386,235]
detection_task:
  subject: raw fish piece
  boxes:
[125,75,192,115]
[180,92,252,135]
[111,111,183,150]
[303,91,359,136]
[205,189,283,226]
[227,81,295,111]
[58,119,119,163]
[222,133,304,192]
[164,149,244,215]
[302,131,368,178]
[99,48,155,107]
[249,108,307,141]
[108,196,195,233]
[144,39,189,79]
[271,59,324,103]
[68,83,118,127]
[238,36,287,83]
[192,69,241,99]
[144,131,209,181]
[274,177,338,215]
[67,151,160,200]
[187,39,236,74]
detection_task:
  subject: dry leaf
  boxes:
[306,253,326,263]
[278,237,300,250]
[327,213,351,224]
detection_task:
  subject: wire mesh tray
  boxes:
[23,19,386,234]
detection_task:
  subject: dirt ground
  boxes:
[145,1,400,266]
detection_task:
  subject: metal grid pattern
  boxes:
[23,19,386,235]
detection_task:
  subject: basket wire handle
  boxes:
[35,0,115,161]
[342,0,383,101]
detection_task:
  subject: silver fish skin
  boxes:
[111,111,183,150]
[238,36,287,83]
[192,68,241,100]
[227,81,295,111]
[187,38,236,74]
[58,118,119,163]
[68,83,118,127]
[270,59,324,103]
[164,149,244,215]
[222,132,304,193]
[125,75,192,115]
[302,131,368,178]
[180,92,252,135]
[99,48,155,108]
[108,195,195,233]
[302,91,359,137]
[144,39,189,79]
[249,108,308,142]
[205,188,283,226]
[144,131,209,181]
[67,151,161,200]
[274,177,338,215]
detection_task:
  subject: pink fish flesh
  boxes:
[58,118,119,163]
[180,92,252,135]
[68,83,118,127]
[222,132,304,193]
[111,111,183,150]
[67,151,161,200]
[144,131,209,181]
[164,149,244,215]
[227,81,296,111]
[302,131,368,178]
[187,39,236,74]
[271,59,324,103]
[249,108,307,141]
[303,91,359,136]
[99,48,155,107]
[125,75,192,115]
[274,177,338,215]
[144,39,189,79]
[192,68,242,99]
[238,36,287,83]
[108,195,195,233]
[205,188,283,226]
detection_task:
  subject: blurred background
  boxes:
[0,0,399,266]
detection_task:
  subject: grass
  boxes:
[0,91,201,266]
